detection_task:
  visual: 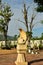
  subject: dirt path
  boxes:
[0,54,17,65]
[0,50,43,65]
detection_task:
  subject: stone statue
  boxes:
[15,28,28,65]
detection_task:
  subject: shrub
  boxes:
[6,41,11,49]
[39,43,43,50]
[1,43,6,49]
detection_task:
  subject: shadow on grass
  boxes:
[28,59,43,65]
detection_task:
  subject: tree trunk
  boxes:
[4,30,7,48]
[3,24,8,49]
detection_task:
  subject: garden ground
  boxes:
[0,49,43,65]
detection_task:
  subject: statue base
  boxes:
[15,43,28,65]
[15,62,28,65]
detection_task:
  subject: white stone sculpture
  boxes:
[15,28,28,65]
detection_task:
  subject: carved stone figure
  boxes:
[15,28,28,65]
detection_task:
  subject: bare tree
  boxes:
[15,3,37,46]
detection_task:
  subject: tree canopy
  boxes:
[0,0,13,49]
[34,0,43,12]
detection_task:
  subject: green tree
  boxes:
[14,35,18,41]
[34,0,43,12]
[0,0,13,49]
[34,0,43,35]
[40,20,43,24]
[41,33,43,38]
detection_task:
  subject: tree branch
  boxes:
[15,19,26,25]
[27,6,30,12]
[32,21,40,28]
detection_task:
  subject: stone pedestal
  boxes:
[15,44,28,65]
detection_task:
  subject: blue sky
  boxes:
[2,0,43,37]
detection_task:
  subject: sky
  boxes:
[2,0,43,37]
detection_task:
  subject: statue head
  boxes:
[18,28,27,44]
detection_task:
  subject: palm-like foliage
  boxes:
[0,5,13,23]
[0,1,13,49]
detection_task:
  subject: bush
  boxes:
[39,43,43,50]
[1,43,6,49]
[10,44,14,48]
[6,41,11,49]
[14,45,17,48]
